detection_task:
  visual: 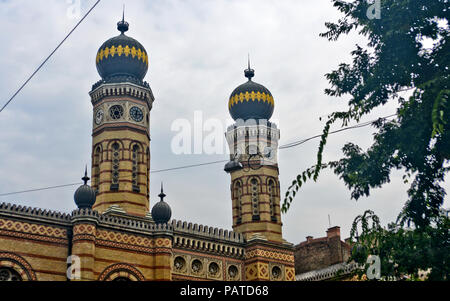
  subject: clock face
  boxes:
[130,106,144,122]
[95,109,104,125]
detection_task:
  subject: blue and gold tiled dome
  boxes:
[229,64,274,121]
[95,17,148,81]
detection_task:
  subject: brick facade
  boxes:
[0,203,295,281]
[294,226,351,275]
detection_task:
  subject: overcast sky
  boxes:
[0,0,448,245]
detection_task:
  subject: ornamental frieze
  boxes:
[245,248,294,263]
[0,218,67,239]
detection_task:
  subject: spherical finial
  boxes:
[151,183,172,224]
[95,10,148,82]
[228,60,275,121]
[74,168,96,209]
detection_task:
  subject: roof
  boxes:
[296,262,359,281]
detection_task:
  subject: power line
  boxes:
[0,113,397,197]
[0,0,101,113]
[0,183,82,197]
[0,161,229,197]
[151,160,228,174]
[279,114,397,149]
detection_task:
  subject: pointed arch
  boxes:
[249,177,260,220]
[146,147,150,198]
[268,178,277,222]
[131,143,141,192]
[92,145,102,191]
[233,180,243,224]
[111,142,121,190]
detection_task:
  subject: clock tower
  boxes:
[224,63,283,243]
[89,17,154,217]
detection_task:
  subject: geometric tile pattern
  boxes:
[96,229,171,249]
[245,262,269,281]
[285,267,296,281]
[245,248,294,263]
[0,219,67,239]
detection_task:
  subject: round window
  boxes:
[0,268,22,281]
[272,266,282,279]
[109,105,124,120]
[228,265,238,279]
[174,257,186,272]
[208,262,220,276]
[191,259,203,274]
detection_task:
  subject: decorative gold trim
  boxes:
[96,45,149,67]
[229,91,274,109]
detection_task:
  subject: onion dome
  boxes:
[74,168,97,209]
[95,14,149,82]
[229,60,274,121]
[151,184,172,224]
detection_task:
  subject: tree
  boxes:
[282,0,449,229]
[348,210,449,280]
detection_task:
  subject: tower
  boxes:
[225,62,283,243]
[89,16,155,217]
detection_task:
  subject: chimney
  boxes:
[306,236,313,243]
[326,226,341,239]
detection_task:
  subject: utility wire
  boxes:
[0,161,229,197]
[279,114,398,149]
[0,183,82,197]
[0,113,398,198]
[0,0,101,113]
[151,160,228,174]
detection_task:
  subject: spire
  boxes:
[82,165,90,185]
[117,5,129,34]
[74,166,96,209]
[244,53,255,81]
[158,182,167,202]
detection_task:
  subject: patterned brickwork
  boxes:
[245,247,295,263]
[0,252,37,281]
[285,267,296,281]
[98,263,145,281]
[0,219,67,239]
[245,262,269,281]
[96,229,171,249]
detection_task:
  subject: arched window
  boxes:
[0,267,22,281]
[250,178,260,220]
[268,179,277,222]
[146,148,150,198]
[111,142,120,190]
[132,144,140,192]
[233,181,243,224]
[113,277,131,282]
[92,146,101,191]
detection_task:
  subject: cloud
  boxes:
[0,0,448,245]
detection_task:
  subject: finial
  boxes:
[244,54,255,80]
[159,182,167,202]
[117,5,129,34]
[82,166,90,185]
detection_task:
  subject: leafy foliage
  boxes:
[282,0,450,228]
[348,210,449,281]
